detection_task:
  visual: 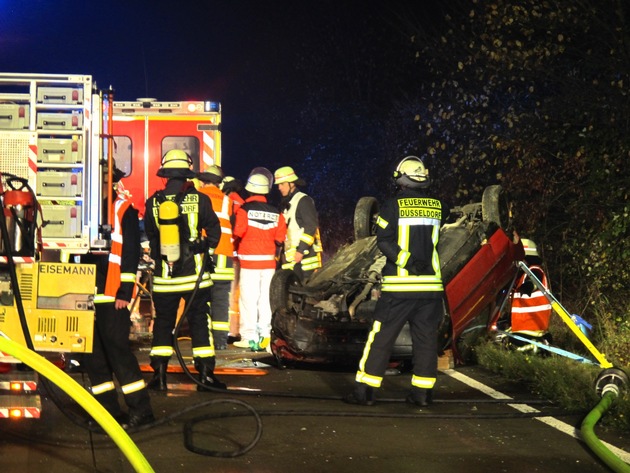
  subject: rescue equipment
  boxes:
[158,199,181,267]
[516,260,613,368]
[0,176,37,257]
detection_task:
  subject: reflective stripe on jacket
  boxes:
[144,182,220,293]
[281,191,322,270]
[376,190,448,298]
[234,195,287,270]
[104,197,136,299]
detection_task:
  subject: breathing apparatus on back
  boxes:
[155,149,196,276]
[158,199,180,275]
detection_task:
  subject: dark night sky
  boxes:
[1,0,443,178]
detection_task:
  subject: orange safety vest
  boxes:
[199,185,234,257]
[511,265,552,333]
[104,197,135,298]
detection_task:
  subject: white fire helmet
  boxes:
[245,173,270,194]
[393,156,430,189]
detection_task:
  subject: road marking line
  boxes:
[443,369,630,463]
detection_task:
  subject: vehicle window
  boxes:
[162,136,200,171]
[112,136,132,177]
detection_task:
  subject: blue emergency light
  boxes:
[204,101,220,112]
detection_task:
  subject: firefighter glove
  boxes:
[190,238,209,254]
[405,256,431,275]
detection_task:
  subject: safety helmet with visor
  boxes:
[394,156,430,189]
[157,149,196,178]
[245,173,270,195]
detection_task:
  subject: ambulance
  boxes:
[112,97,222,217]
[0,72,222,418]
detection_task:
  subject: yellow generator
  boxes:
[0,261,95,353]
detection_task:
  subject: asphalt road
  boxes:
[1,345,629,473]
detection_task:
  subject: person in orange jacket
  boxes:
[232,171,287,351]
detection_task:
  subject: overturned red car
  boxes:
[269,185,525,365]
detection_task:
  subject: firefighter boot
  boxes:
[147,357,169,391]
[197,365,227,391]
[406,387,433,407]
[343,382,375,406]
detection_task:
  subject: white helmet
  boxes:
[393,156,430,189]
[245,173,270,194]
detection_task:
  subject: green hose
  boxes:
[0,335,155,473]
[581,391,630,473]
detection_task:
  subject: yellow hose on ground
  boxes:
[0,334,154,473]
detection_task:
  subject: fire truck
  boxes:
[0,72,222,418]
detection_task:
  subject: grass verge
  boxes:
[475,341,630,431]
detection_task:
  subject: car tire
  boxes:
[270,269,302,314]
[353,196,379,240]
[481,185,510,230]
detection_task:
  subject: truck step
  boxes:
[0,394,41,419]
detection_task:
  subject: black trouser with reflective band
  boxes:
[359,295,442,386]
[209,280,231,344]
[152,286,215,370]
[84,303,151,416]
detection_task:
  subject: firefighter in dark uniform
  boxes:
[273,166,323,281]
[144,149,226,391]
[345,156,449,407]
[83,166,154,429]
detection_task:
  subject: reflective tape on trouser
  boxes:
[355,371,383,388]
[212,321,230,332]
[121,379,147,395]
[150,346,174,357]
[193,346,215,358]
[355,320,384,388]
[412,375,436,389]
[91,381,116,395]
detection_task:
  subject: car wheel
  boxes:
[353,196,379,240]
[481,185,511,230]
[270,269,302,314]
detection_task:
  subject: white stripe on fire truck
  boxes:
[202,132,215,166]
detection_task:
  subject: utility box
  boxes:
[37,136,83,164]
[39,203,83,238]
[0,104,30,130]
[36,112,83,131]
[36,171,82,197]
[36,87,84,105]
